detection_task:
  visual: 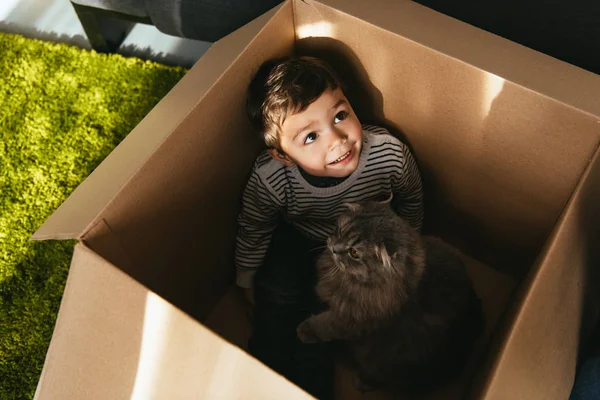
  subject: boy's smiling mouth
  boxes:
[328,148,353,165]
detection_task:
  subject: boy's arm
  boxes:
[391,141,424,231]
[235,170,282,289]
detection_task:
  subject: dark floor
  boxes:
[415,0,600,75]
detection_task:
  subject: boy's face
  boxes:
[275,88,363,178]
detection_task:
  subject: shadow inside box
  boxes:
[204,251,517,400]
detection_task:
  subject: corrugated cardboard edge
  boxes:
[314,0,600,120]
[476,143,600,399]
[34,243,314,400]
[30,1,292,242]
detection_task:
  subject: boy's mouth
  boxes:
[328,148,352,165]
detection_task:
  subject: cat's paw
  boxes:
[297,319,320,343]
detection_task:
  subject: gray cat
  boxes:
[297,199,484,394]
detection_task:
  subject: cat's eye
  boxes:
[348,247,359,259]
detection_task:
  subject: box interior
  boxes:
[205,2,600,396]
[33,1,600,399]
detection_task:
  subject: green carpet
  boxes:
[0,32,187,399]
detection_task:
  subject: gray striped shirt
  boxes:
[235,125,424,288]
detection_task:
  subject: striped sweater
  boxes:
[235,125,424,288]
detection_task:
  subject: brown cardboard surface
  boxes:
[31,2,288,241]
[35,243,313,400]
[32,0,600,399]
[315,0,600,118]
[82,1,294,322]
[295,0,600,279]
[476,145,600,400]
[54,2,295,322]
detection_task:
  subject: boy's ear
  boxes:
[267,149,295,167]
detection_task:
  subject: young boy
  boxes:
[236,56,424,398]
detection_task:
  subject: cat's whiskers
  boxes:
[311,244,329,252]
[340,268,348,289]
[321,267,335,279]
[322,263,341,281]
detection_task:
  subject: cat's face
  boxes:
[320,200,416,285]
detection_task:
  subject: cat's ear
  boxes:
[378,244,397,270]
[267,149,295,166]
[383,240,403,264]
[343,202,361,212]
[386,249,406,271]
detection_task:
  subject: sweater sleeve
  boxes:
[391,140,424,231]
[234,166,282,288]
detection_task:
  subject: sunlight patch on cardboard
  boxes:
[296,21,333,39]
[131,292,172,400]
[482,73,506,118]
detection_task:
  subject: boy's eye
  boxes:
[334,111,348,124]
[304,132,318,144]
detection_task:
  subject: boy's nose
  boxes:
[328,128,347,151]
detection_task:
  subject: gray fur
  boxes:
[297,200,484,393]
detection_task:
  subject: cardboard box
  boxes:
[32,0,600,399]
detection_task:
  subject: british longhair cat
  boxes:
[297,199,484,394]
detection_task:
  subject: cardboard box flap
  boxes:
[477,145,600,399]
[35,243,313,400]
[30,2,287,241]
[311,0,600,119]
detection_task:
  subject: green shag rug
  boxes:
[0,32,187,400]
